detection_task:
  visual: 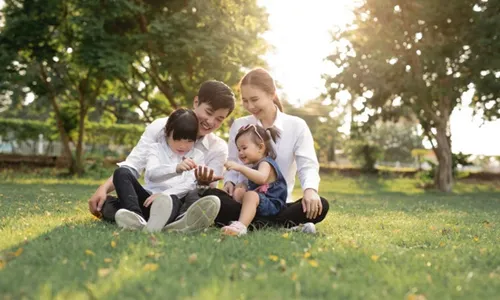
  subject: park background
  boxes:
[1,0,499,299]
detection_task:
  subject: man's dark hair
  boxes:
[164,108,198,141]
[197,80,235,115]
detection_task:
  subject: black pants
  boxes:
[101,167,180,223]
[202,188,330,228]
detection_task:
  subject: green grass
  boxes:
[1,173,499,300]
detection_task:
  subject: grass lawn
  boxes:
[1,172,499,299]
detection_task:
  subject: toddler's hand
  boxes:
[224,161,240,171]
[176,157,197,173]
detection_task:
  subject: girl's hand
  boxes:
[223,181,235,196]
[224,161,240,171]
[302,189,323,219]
[176,158,197,173]
[143,193,160,207]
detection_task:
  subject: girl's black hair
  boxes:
[164,108,199,141]
[234,124,280,159]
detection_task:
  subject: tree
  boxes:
[95,0,269,111]
[0,0,111,175]
[324,0,500,191]
[0,0,270,174]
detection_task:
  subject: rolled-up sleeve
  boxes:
[117,118,166,176]
[294,119,320,192]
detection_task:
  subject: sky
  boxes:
[259,0,500,156]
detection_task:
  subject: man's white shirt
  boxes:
[117,117,228,195]
[224,109,320,202]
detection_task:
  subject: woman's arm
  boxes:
[294,119,321,193]
[225,161,271,185]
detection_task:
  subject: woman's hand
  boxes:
[176,158,197,173]
[302,188,323,219]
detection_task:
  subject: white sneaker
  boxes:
[288,222,316,234]
[221,221,248,236]
[145,194,173,232]
[163,195,220,233]
[115,209,146,230]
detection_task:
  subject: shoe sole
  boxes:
[145,194,173,232]
[163,196,220,233]
[115,209,145,230]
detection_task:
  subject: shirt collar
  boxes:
[197,134,210,150]
[255,105,284,132]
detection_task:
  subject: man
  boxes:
[88,80,235,232]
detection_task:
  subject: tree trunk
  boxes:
[433,123,453,192]
[39,66,75,173]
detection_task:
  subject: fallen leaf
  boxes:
[111,240,117,248]
[290,272,297,281]
[188,253,198,264]
[282,233,289,239]
[308,260,319,267]
[303,252,311,259]
[112,231,119,237]
[11,248,23,257]
[149,235,158,247]
[143,263,159,272]
[98,268,112,277]
[104,258,112,263]
[243,240,249,245]
[473,236,479,242]
[0,259,5,270]
[371,255,379,262]
[268,255,279,262]
[407,294,427,300]
[258,258,264,266]
[85,249,95,256]
[439,241,446,247]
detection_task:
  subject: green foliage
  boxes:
[0,118,56,142]
[418,152,474,186]
[345,139,383,172]
[0,117,144,148]
[324,0,500,191]
[86,122,144,149]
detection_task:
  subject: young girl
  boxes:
[113,108,204,232]
[222,124,287,236]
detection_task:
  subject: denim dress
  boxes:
[247,157,288,216]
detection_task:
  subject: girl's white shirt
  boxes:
[144,141,204,197]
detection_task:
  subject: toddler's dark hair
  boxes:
[164,108,198,141]
[234,124,280,159]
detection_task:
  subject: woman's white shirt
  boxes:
[224,109,320,202]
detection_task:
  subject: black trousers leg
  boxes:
[202,188,242,226]
[203,188,330,228]
[112,167,151,220]
[273,197,330,228]
[101,195,121,222]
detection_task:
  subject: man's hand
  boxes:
[176,157,197,173]
[224,161,240,172]
[143,193,159,208]
[301,188,323,220]
[195,166,223,186]
[88,188,108,218]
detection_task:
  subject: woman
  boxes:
[205,67,329,231]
